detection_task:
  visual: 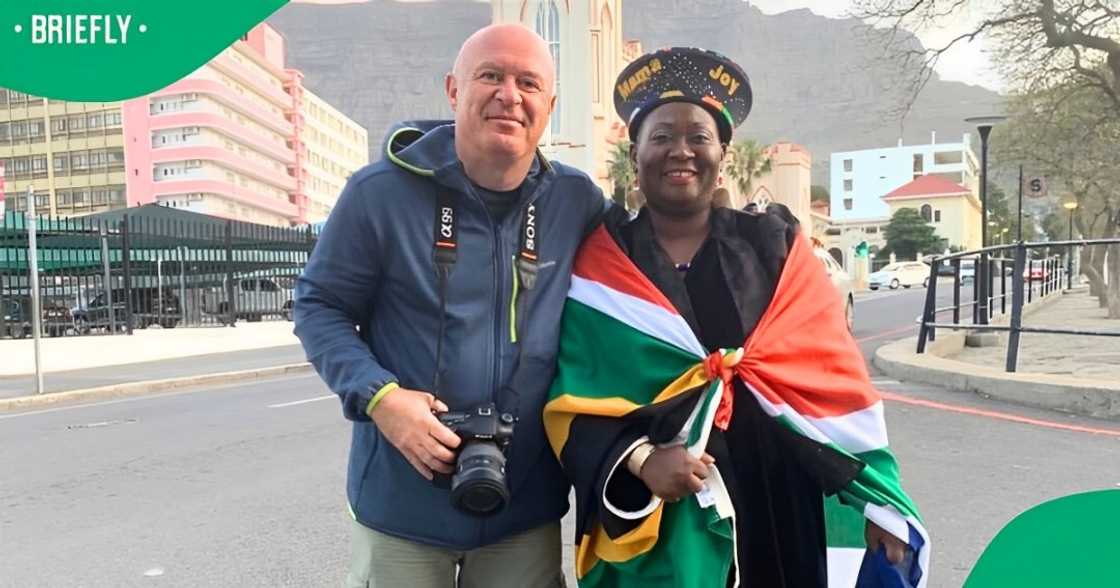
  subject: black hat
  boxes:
[614,47,752,144]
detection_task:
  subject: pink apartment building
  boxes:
[0,24,367,226]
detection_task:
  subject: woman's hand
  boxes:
[865,520,908,564]
[637,446,714,502]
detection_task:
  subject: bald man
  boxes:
[294,24,607,587]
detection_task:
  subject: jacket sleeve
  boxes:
[561,414,658,540]
[294,173,397,422]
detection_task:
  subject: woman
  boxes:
[544,48,928,588]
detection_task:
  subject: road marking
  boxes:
[268,394,335,409]
[67,418,138,430]
[880,391,1120,437]
[856,324,918,343]
[871,378,901,385]
[0,373,320,420]
[854,290,907,302]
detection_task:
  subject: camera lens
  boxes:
[449,441,510,516]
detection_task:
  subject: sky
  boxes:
[747,0,1003,91]
[290,0,1004,92]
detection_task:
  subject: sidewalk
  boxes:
[0,322,309,405]
[0,321,300,376]
[949,291,1120,382]
[0,344,308,400]
[875,289,1120,419]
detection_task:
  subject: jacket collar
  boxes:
[384,122,553,194]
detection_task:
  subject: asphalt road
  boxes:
[3,284,1117,587]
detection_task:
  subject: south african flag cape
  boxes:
[544,225,930,587]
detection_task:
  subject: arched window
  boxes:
[535,1,561,137]
[920,204,932,222]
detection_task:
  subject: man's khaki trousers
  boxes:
[345,519,566,588]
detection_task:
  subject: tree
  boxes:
[725,140,772,203]
[882,207,944,261]
[986,183,1039,244]
[994,80,1120,316]
[606,140,635,209]
[851,0,1120,118]
[810,185,831,205]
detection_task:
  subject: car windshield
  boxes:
[881,263,903,272]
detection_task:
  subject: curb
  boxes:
[0,363,313,413]
[874,337,1120,421]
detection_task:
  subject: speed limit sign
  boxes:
[1024,175,1048,198]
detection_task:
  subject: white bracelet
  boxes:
[626,442,656,477]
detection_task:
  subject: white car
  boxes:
[869,261,931,290]
[813,248,855,331]
[959,259,975,283]
[202,277,291,323]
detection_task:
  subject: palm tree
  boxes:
[725,140,772,204]
[606,140,635,209]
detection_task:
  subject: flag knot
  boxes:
[704,348,743,430]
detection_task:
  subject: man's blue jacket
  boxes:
[294,121,607,548]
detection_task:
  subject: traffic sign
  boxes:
[1024,175,1048,198]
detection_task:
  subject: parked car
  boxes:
[1024,262,1052,281]
[72,290,128,333]
[2,297,74,338]
[935,262,958,277]
[41,298,73,337]
[72,287,181,333]
[868,261,931,290]
[813,248,855,331]
[959,259,976,283]
[128,287,182,329]
[1,299,32,339]
[203,277,291,323]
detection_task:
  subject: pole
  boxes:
[977,125,992,325]
[121,215,133,335]
[1016,164,1024,242]
[1006,243,1027,372]
[224,220,235,327]
[1068,208,1075,290]
[26,186,44,395]
[157,254,163,327]
[99,223,115,333]
[178,246,187,327]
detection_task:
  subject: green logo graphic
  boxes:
[965,489,1120,587]
[0,1,289,101]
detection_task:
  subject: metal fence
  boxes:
[916,238,1120,372]
[0,208,316,339]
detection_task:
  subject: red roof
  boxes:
[883,174,970,199]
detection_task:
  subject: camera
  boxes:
[435,403,516,517]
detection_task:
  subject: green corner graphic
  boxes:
[965,489,1120,587]
[0,1,289,101]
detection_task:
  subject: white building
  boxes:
[491,0,627,197]
[829,132,979,222]
[296,86,369,224]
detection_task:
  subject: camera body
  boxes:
[435,403,516,517]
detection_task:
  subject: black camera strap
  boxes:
[514,203,539,338]
[431,192,541,402]
[432,191,458,398]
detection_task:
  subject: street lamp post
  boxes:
[1064,200,1078,289]
[965,115,1007,325]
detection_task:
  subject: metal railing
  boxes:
[916,239,1120,372]
[0,209,316,339]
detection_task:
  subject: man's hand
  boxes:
[865,520,908,565]
[368,387,461,480]
[637,446,714,502]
